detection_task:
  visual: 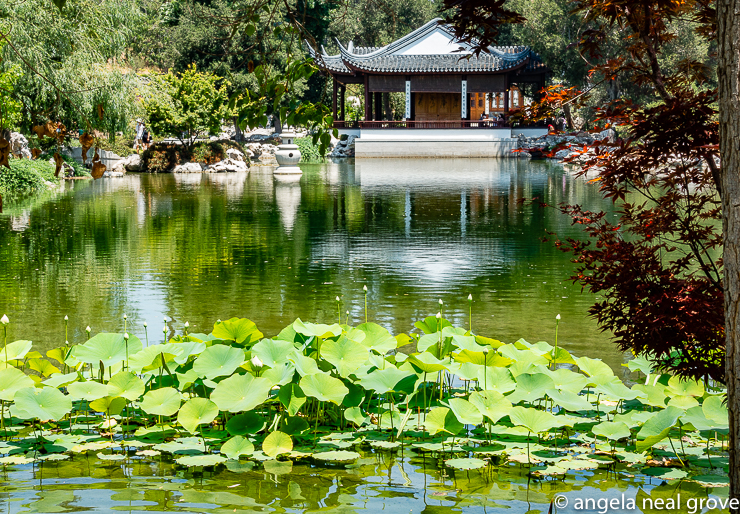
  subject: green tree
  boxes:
[143,65,231,145]
[0,43,22,131]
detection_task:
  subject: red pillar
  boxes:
[332,78,338,121]
[363,75,371,122]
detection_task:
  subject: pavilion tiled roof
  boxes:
[308,19,548,76]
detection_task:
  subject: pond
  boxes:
[0,158,622,369]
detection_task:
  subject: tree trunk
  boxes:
[719,0,740,508]
[232,116,243,142]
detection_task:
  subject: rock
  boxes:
[173,162,205,173]
[594,128,617,143]
[103,171,125,178]
[225,148,245,162]
[121,154,142,172]
[330,135,356,158]
[205,158,248,173]
[9,132,29,158]
[554,149,572,159]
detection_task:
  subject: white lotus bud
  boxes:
[436,312,441,319]
[123,314,127,320]
[64,315,68,321]
[363,285,367,291]
[556,314,561,320]
[216,319,221,323]
[124,333,129,340]
[143,322,147,328]
[468,294,473,301]
[336,296,340,302]
[65,340,69,346]
[86,326,91,333]
[163,317,167,323]
[1,315,9,325]
[251,356,264,369]
[162,325,167,334]
[184,321,189,328]
[439,299,443,305]
[346,310,349,315]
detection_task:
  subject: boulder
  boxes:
[103,170,125,178]
[225,148,245,162]
[9,132,29,158]
[594,128,617,143]
[554,149,572,160]
[173,162,205,173]
[122,153,142,172]
[205,158,248,173]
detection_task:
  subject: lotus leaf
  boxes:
[175,454,227,467]
[211,374,271,412]
[635,406,683,452]
[406,352,449,373]
[344,406,369,426]
[666,376,704,397]
[424,407,464,436]
[140,387,181,417]
[260,362,296,385]
[667,395,700,410]
[547,390,593,412]
[28,359,59,377]
[41,371,78,389]
[575,356,614,379]
[292,319,341,339]
[278,383,306,416]
[251,338,295,368]
[72,333,143,369]
[280,415,310,435]
[221,435,255,459]
[468,390,512,423]
[591,421,631,441]
[321,336,369,377]
[262,431,292,457]
[454,349,512,367]
[128,345,181,372]
[67,380,109,401]
[506,373,555,404]
[313,450,360,462]
[545,347,577,365]
[178,398,219,433]
[226,412,267,435]
[13,386,72,421]
[476,367,516,394]
[212,318,263,346]
[537,367,588,394]
[702,395,729,427]
[357,365,411,394]
[0,340,33,362]
[594,378,641,401]
[299,373,349,405]
[90,396,126,416]
[626,355,653,375]
[289,352,321,376]
[446,398,483,425]
[508,406,561,434]
[355,323,399,353]
[193,345,245,379]
[633,384,668,408]
[107,372,145,401]
[446,457,487,470]
[0,367,34,401]
[414,315,451,334]
[498,345,548,366]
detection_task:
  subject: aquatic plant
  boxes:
[0,312,729,490]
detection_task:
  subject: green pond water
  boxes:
[0,159,731,512]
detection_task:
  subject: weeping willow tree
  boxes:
[0,0,144,136]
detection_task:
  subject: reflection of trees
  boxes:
[0,161,616,366]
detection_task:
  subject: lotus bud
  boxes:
[217,319,221,323]
[86,326,91,333]
[123,314,127,320]
[346,310,349,315]
[124,333,129,340]
[439,299,443,305]
[163,317,167,323]
[1,315,9,325]
[185,321,189,328]
[336,296,340,302]
[363,285,367,291]
[65,340,69,346]
[436,312,441,319]
[64,315,68,321]
[162,325,167,334]
[143,322,147,328]
[556,314,561,320]
[251,356,264,369]
[468,294,473,301]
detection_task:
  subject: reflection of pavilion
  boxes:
[309,19,549,157]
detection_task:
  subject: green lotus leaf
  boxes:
[417,332,445,353]
[0,367,34,401]
[89,396,126,416]
[633,384,668,408]
[107,371,145,401]
[313,450,360,462]
[545,347,577,365]
[468,390,512,423]
[357,365,411,394]
[666,376,704,397]
[251,339,295,369]
[140,387,181,417]
[592,421,631,441]
[177,398,219,434]
[446,398,483,426]
[41,371,78,389]
[212,318,263,346]
[221,435,254,459]
[153,436,205,454]
[454,350,512,367]
[679,406,714,432]
[702,395,728,427]
[193,345,245,380]
[175,454,227,467]
[299,373,349,405]
[505,373,555,404]
[450,334,487,353]
[288,352,321,376]
[13,386,72,421]
[355,323,399,353]
[226,412,267,435]
[344,406,369,426]
[72,333,143,368]
[0,340,33,362]
[594,378,642,401]
[498,344,548,366]
[280,415,310,435]
[625,354,653,375]
[67,380,109,401]
[321,335,368,378]
[211,374,271,413]
[414,315,451,334]
[476,367,516,394]
[424,407,464,436]
[547,389,594,412]
[28,358,59,377]
[667,395,700,410]
[636,406,683,452]
[96,453,126,461]
[260,362,296,386]
[575,356,614,380]
[167,340,207,364]
[406,352,449,373]
[446,457,487,470]
[508,406,561,434]
[278,383,306,416]
[370,440,401,450]
[128,345,181,372]
[292,319,341,339]
[262,431,292,457]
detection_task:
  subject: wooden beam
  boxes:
[364,74,371,121]
[332,78,338,120]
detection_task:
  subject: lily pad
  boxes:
[192,345,245,380]
[13,386,72,421]
[0,367,34,401]
[177,398,219,434]
[262,431,293,458]
[445,457,487,470]
[212,318,263,346]
[175,454,227,467]
[299,373,349,405]
[140,387,181,417]
[211,374,271,413]
[220,435,255,459]
[313,450,361,462]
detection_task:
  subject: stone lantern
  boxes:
[273,126,302,175]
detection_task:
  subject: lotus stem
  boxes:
[363,286,368,323]
[468,294,473,332]
[336,297,341,325]
[422,373,427,422]
[3,324,7,364]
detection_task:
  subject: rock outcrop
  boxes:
[330,135,356,158]
[205,158,248,173]
[173,162,205,173]
[10,132,32,159]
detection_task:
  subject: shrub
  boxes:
[295,136,326,163]
[0,158,57,196]
[141,140,247,172]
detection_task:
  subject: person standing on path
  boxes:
[134,119,144,152]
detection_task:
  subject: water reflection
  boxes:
[0,159,624,370]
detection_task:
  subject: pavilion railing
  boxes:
[332,120,511,129]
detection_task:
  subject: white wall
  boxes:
[358,128,512,142]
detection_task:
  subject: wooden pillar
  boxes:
[410,92,416,120]
[332,78,338,121]
[503,77,510,116]
[364,75,371,121]
[374,92,382,121]
[340,85,346,121]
